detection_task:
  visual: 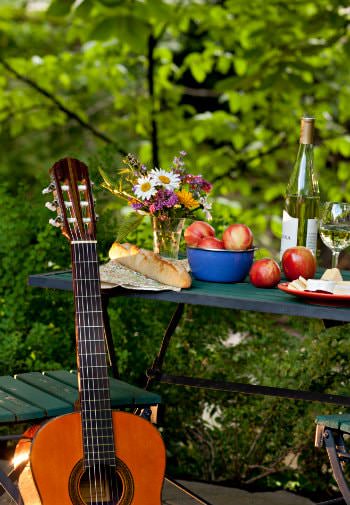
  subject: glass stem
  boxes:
[331,251,340,268]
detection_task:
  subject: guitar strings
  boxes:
[88,239,110,504]
[78,241,100,504]
[67,189,99,503]
[68,179,118,504]
[77,199,103,504]
[87,237,118,503]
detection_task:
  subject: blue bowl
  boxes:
[186,246,255,283]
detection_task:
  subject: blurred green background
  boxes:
[1,0,350,500]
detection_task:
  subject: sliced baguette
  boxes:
[108,242,192,289]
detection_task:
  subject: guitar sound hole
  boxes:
[69,459,134,505]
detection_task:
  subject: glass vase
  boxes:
[152,216,185,260]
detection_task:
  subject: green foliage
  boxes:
[1,0,350,498]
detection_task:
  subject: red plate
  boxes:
[277,282,350,306]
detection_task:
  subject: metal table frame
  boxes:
[28,270,350,505]
[29,270,350,407]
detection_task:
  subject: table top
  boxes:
[28,270,350,322]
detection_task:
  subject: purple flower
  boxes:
[130,201,144,210]
[152,189,179,210]
[180,150,187,156]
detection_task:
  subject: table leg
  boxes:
[101,294,119,379]
[144,303,185,390]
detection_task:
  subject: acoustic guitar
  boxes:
[14,158,166,504]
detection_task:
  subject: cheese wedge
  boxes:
[321,268,343,282]
[288,276,307,291]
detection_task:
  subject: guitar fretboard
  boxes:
[71,241,116,467]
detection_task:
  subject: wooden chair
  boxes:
[315,414,350,505]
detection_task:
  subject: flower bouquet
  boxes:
[100,151,212,258]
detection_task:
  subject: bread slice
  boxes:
[108,242,192,289]
[321,268,343,282]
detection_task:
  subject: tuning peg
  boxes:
[49,217,62,228]
[45,201,58,212]
[42,182,56,195]
[61,184,87,191]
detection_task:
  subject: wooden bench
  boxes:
[0,370,161,504]
[315,414,350,505]
[0,370,161,424]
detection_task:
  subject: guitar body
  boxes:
[15,411,165,505]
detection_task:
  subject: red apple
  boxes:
[249,258,281,288]
[223,224,254,250]
[184,221,215,247]
[282,246,316,281]
[198,236,225,250]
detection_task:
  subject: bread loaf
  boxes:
[108,242,192,289]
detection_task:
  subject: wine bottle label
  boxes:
[280,211,298,258]
[280,211,318,258]
[305,218,318,253]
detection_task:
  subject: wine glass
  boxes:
[319,202,350,268]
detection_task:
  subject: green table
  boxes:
[29,269,350,320]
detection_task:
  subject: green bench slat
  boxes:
[316,414,350,433]
[109,378,161,405]
[0,371,161,424]
[15,372,78,406]
[0,378,44,422]
[44,370,161,406]
[0,375,72,418]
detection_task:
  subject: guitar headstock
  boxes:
[44,158,97,242]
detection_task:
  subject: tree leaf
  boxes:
[115,213,145,242]
[47,0,75,16]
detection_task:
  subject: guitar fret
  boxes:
[74,260,98,263]
[83,427,113,432]
[79,338,105,342]
[83,417,113,422]
[80,352,106,358]
[85,446,115,451]
[76,310,103,314]
[79,364,107,368]
[84,448,115,453]
[81,388,109,392]
[81,399,110,403]
[79,324,104,329]
[85,455,116,460]
[76,295,100,298]
[85,458,116,462]
[75,278,100,281]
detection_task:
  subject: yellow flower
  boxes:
[176,189,199,209]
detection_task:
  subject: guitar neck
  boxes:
[71,241,116,467]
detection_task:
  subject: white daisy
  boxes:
[134,176,157,200]
[150,168,181,190]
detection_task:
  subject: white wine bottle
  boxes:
[280,116,320,258]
